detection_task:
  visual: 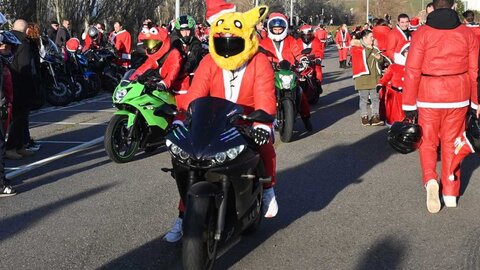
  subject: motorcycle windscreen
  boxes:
[182,96,246,160]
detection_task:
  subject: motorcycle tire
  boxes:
[73,74,87,101]
[279,99,295,143]
[183,196,218,270]
[86,73,101,98]
[104,114,140,163]
[45,76,74,106]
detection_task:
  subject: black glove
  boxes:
[250,127,270,146]
[404,110,418,122]
[376,85,383,93]
[314,58,322,65]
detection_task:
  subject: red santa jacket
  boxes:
[259,35,301,64]
[178,53,276,127]
[334,30,351,49]
[402,24,479,111]
[314,28,328,48]
[386,25,410,62]
[295,38,324,60]
[378,63,405,90]
[350,40,382,79]
[131,49,183,90]
[83,32,103,51]
[466,24,480,42]
[109,30,132,60]
[372,25,390,52]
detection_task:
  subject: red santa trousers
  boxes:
[384,87,404,125]
[338,48,349,61]
[418,107,467,197]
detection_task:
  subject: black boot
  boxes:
[339,61,343,68]
[341,60,347,68]
[302,117,313,132]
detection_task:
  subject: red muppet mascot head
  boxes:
[138,26,171,59]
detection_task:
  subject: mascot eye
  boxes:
[216,19,224,26]
[141,29,148,34]
[149,28,158,35]
[234,20,242,29]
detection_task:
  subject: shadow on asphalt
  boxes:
[0,184,115,243]
[354,235,407,270]
[322,70,351,84]
[459,154,480,196]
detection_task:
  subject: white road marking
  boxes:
[59,109,116,112]
[36,140,86,144]
[30,95,111,116]
[30,121,108,126]
[6,136,104,179]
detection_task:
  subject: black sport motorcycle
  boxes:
[83,47,124,92]
[157,96,273,270]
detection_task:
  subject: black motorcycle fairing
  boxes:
[166,97,247,161]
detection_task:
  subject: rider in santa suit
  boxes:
[296,24,324,84]
[109,21,132,68]
[260,13,313,131]
[314,24,328,50]
[164,0,278,243]
[385,13,411,63]
[402,0,479,213]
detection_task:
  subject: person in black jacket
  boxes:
[6,19,36,159]
[46,20,59,42]
[171,15,203,90]
[55,19,71,50]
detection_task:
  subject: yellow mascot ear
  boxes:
[243,5,269,28]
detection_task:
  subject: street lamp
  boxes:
[366,0,369,23]
[175,0,180,19]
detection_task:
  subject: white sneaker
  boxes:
[426,180,441,213]
[164,217,183,242]
[262,187,278,218]
[443,195,457,208]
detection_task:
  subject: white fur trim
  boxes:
[471,103,478,110]
[352,49,370,79]
[254,124,272,135]
[416,100,470,108]
[207,7,237,25]
[395,24,410,41]
[394,52,406,66]
[464,131,476,153]
[402,105,417,110]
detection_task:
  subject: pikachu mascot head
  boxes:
[206,0,268,70]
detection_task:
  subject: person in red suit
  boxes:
[259,13,312,131]
[314,24,328,50]
[296,24,324,83]
[83,26,104,51]
[372,18,390,53]
[376,43,409,126]
[335,24,351,68]
[386,13,411,63]
[402,0,479,213]
[129,26,184,101]
[164,0,277,243]
[109,21,132,68]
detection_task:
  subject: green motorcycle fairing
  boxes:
[112,81,176,129]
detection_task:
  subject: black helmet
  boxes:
[175,15,195,44]
[387,120,422,154]
[87,26,99,39]
[466,114,480,152]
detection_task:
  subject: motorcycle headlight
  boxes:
[279,74,293,89]
[214,145,246,164]
[166,139,190,160]
[114,89,128,102]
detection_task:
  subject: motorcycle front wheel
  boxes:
[104,114,141,163]
[279,99,295,143]
[183,196,218,270]
[45,76,74,106]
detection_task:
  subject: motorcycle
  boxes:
[65,49,101,100]
[272,48,313,143]
[83,47,124,92]
[295,53,323,105]
[157,96,274,270]
[104,69,176,163]
[39,36,75,106]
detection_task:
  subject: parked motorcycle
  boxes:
[157,96,274,270]
[104,69,176,163]
[83,47,124,92]
[39,36,74,106]
[65,49,101,100]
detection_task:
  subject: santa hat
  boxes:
[448,132,475,181]
[205,0,236,26]
[299,24,313,33]
[409,17,420,31]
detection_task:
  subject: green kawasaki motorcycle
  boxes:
[104,69,176,163]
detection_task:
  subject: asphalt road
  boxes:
[1,46,480,270]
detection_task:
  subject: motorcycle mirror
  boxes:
[244,110,274,123]
[300,48,312,55]
[154,104,178,117]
